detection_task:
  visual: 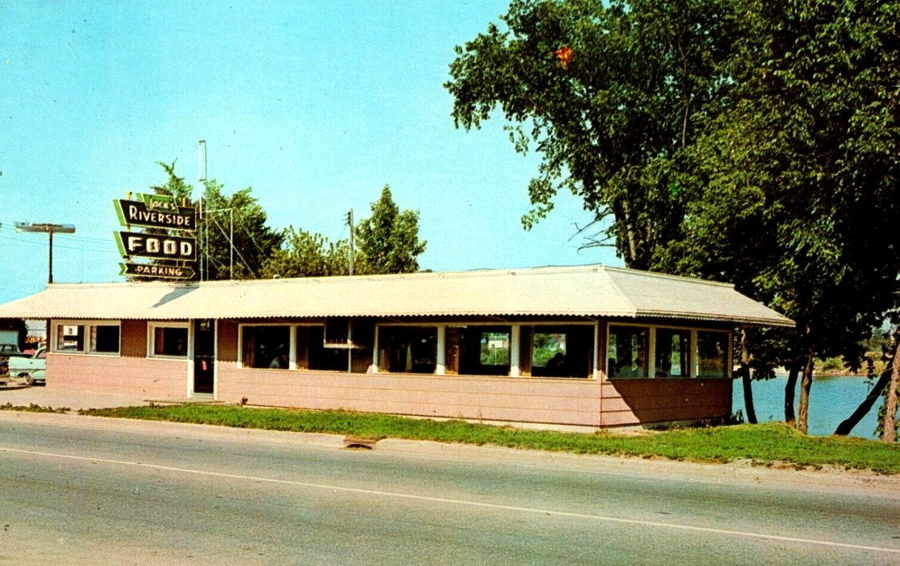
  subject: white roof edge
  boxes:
[0,264,794,327]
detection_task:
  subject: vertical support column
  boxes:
[436,325,446,375]
[690,330,698,378]
[726,329,734,379]
[370,326,380,373]
[288,325,297,371]
[510,324,521,377]
[647,327,657,379]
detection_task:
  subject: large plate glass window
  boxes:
[655,328,691,377]
[697,331,729,377]
[150,324,189,358]
[378,326,437,373]
[296,325,353,371]
[607,325,649,378]
[90,324,120,353]
[445,326,511,376]
[56,324,84,352]
[53,322,120,355]
[242,326,290,369]
[528,325,594,378]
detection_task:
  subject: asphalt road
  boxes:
[0,412,897,565]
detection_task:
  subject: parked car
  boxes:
[8,347,46,385]
[0,343,23,375]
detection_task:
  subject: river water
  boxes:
[732,375,883,440]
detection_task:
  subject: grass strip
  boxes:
[78,404,900,474]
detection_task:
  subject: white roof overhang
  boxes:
[0,265,794,327]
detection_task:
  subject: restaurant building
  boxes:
[0,265,792,428]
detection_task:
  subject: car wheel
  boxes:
[18,373,34,386]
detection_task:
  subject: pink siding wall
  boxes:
[600,378,732,426]
[41,317,733,428]
[216,365,605,426]
[214,366,730,427]
[46,354,187,400]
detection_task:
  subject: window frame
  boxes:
[376,324,439,374]
[696,329,732,379]
[51,320,121,356]
[654,327,693,378]
[374,321,597,379]
[606,323,651,378]
[237,322,352,372]
[521,323,597,379]
[148,322,191,359]
[605,322,732,380]
[238,323,293,370]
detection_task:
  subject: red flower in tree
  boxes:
[555,45,573,68]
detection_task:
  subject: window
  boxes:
[150,324,189,358]
[296,325,351,371]
[697,331,729,377]
[377,326,437,373]
[242,325,290,369]
[53,321,120,355]
[240,324,352,371]
[481,331,510,367]
[607,325,648,378]
[92,325,120,353]
[528,325,594,378]
[445,326,511,376]
[655,328,691,377]
[57,325,84,352]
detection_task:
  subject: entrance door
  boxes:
[193,319,215,394]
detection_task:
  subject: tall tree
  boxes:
[355,185,427,274]
[450,0,899,435]
[654,0,900,433]
[446,0,738,268]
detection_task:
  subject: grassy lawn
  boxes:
[73,404,900,475]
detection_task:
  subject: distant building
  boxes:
[0,265,792,428]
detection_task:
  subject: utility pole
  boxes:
[345,209,355,372]
[198,140,207,280]
[346,209,354,276]
[15,222,76,284]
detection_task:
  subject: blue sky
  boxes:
[0,1,620,303]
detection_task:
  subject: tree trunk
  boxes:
[882,336,899,443]
[741,369,757,424]
[739,330,757,424]
[834,369,891,436]
[784,365,799,425]
[796,351,815,434]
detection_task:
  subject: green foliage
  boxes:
[655,0,899,370]
[152,161,193,201]
[80,405,900,473]
[198,180,283,280]
[450,0,899,433]
[260,227,349,278]
[446,0,739,268]
[355,185,427,274]
[262,185,427,278]
[144,162,283,281]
